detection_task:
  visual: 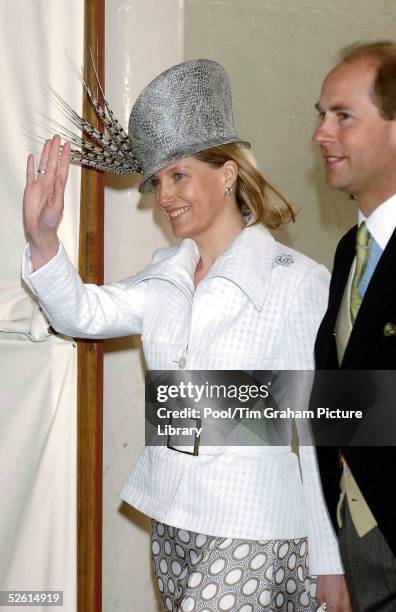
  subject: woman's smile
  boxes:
[165,205,192,220]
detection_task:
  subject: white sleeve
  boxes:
[22,242,146,339]
[285,264,344,575]
[299,444,344,574]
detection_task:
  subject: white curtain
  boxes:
[0,2,84,610]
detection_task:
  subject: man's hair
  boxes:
[340,41,396,120]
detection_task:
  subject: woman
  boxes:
[23,60,348,611]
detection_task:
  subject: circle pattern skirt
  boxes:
[151,520,318,611]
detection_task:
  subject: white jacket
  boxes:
[22,224,343,574]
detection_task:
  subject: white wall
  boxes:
[185,0,396,268]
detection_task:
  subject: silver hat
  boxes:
[128,59,249,193]
[51,58,248,193]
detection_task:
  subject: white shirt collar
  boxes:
[358,193,396,250]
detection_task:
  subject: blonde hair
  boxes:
[193,143,295,229]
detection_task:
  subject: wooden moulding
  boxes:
[77,1,105,611]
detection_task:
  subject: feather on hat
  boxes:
[48,57,248,193]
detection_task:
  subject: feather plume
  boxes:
[46,51,142,175]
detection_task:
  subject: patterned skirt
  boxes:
[151,520,318,611]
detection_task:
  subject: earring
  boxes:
[225,186,233,197]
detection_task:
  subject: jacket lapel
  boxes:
[342,227,396,368]
[329,237,356,334]
[124,240,198,302]
[205,225,276,310]
[315,228,356,368]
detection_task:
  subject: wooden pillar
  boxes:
[77,2,105,611]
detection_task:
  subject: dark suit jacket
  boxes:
[315,224,396,557]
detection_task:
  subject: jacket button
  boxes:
[178,356,187,369]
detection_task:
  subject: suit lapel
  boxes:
[342,227,396,368]
[315,228,356,368]
[328,235,356,334]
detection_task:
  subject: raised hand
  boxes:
[23,135,71,270]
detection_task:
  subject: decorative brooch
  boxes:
[274,254,294,267]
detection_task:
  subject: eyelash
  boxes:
[150,172,186,189]
[317,112,351,121]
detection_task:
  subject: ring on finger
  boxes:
[37,169,47,175]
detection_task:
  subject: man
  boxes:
[313,41,396,611]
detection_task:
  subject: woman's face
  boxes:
[150,156,237,240]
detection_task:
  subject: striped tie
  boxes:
[350,221,371,324]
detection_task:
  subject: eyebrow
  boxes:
[152,164,190,178]
[315,102,352,113]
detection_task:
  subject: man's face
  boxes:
[313,59,396,209]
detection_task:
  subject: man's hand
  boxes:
[316,574,353,611]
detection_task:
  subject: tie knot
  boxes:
[356,221,370,249]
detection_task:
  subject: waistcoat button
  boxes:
[178,356,187,369]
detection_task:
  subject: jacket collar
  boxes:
[131,225,276,310]
[203,225,276,310]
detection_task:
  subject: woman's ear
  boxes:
[223,160,238,187]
